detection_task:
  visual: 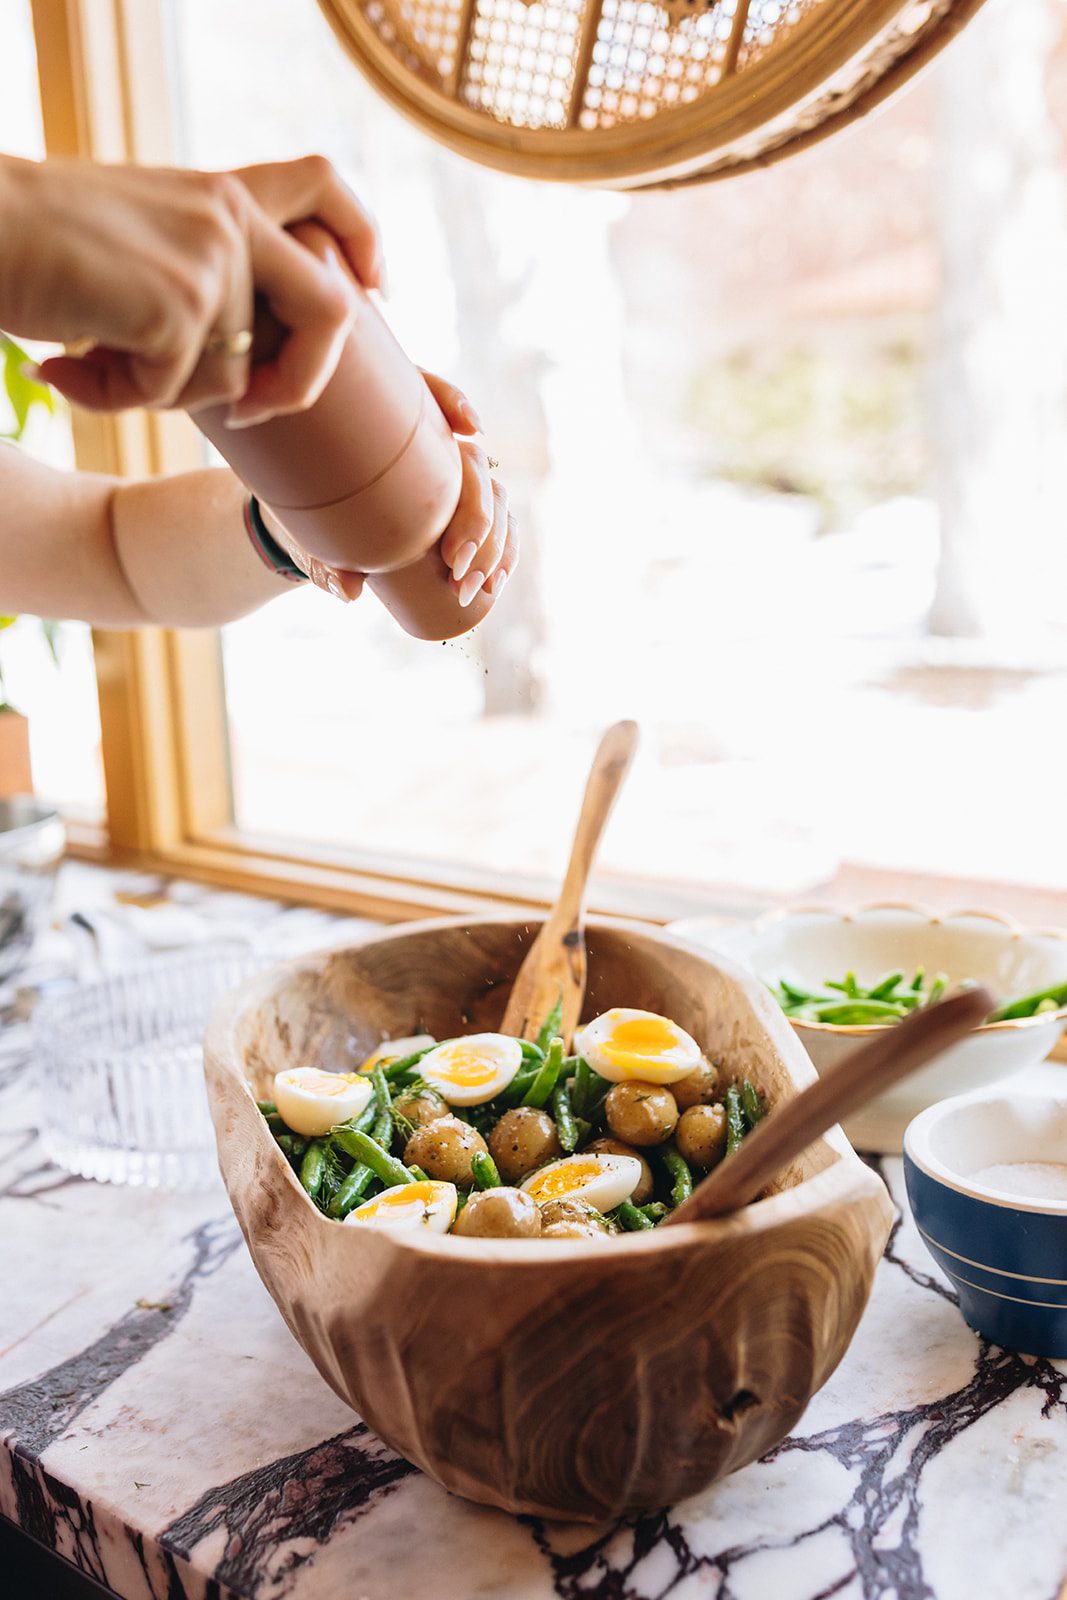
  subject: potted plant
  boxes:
[0,332,58,799]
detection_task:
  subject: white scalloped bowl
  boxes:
[668,907,1067,1153]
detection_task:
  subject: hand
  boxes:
[0,153,383,422]
[421,372,518,608]
[260,372,517,611]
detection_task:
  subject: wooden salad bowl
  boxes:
[203,916,893,1521]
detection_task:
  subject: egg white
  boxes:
[521,1153,642,1213]
[574,1008,702,1085]
[360,1033,436,1073]
[419,1033,523,1106]
[343,1180,457,1234]
[274,1067,373,1137]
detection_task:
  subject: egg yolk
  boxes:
[365,1182,440,1212]
[285,1070,362,1097]
[600,1013,680,1070]
[431,1046,501,1087]
[526,1159,602,1201]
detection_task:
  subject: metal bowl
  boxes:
[0,797,65,983]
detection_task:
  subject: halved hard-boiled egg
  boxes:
[574,1008,702,1085]
[419,1033,523,1106]
[343,1180,457,1234]
[360,1033,436,1073]
[521,1153,642,1212]
[273,1067,373,1137]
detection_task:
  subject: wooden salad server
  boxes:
[666,982,994,1226]
[500,719,639,1047]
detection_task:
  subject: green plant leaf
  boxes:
[0,332,55,441]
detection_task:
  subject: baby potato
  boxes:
[585,1137,654,1204]
[489,1107,561,1184]
[605,1081,679,1147]
[405,1114,488,1187]
[542,1219,608,1240]
[675,1103,728,1172]
[673,1059,721,1110]
[452,1188,542,1238]
[539,1198,609,1231]
[393,1086,450,1131]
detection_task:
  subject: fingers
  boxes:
[234,154,385,292]
[225,216,356,428]
[419,369,483,436]
[439,440,494,582]
[453,477,509,608]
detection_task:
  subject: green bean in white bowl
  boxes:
[666,906,1067,1153]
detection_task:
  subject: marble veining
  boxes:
[1,865,1066,1600]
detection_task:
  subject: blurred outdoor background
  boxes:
[4,0,1067,911]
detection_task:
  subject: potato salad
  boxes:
[258,999,766,1239]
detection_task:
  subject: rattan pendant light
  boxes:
[316,0,988,188]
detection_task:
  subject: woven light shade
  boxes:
[316,0,988,188]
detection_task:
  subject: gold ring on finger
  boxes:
[204,328,254,359]
[487,455,499,471]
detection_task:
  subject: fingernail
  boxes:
[451,541,478,580]
[225,407,270,430]
[458,571,484,608]
[488,568,509,598]
[326,573,347,602]
[461,402,485,435]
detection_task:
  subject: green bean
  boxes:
[522,1038,564,1108]
[500,1065,541,1107]
[910,967,926,991]
[256,1099,277,1116]
[807,999,911,1023]
[332,1126,417,1188]
[923,975,947,1009]
[275,1133,302,1161]
[573,1116,592,1146]
[471,1151,502,1189]
[741,1079,764,1129]
[299,1139,327,1197]
[660,1144,693,1209]
[776,978,819,1005]
[868,971,905,1001]
[570,1058,595,1116]
[265,1112,287,1137]
[408,1164,430,1182]
[989,979,1067,1022]
[535,991,564,1055]
[335,1098,379,1138]
[725,1085,745,1156]
[551,1081,580,1152]
[329,1162,375,1218]
[616,1200,653,1231]
[640,1202,669,1224]
[381,1044,436,1081]
[518,1038,546,1064]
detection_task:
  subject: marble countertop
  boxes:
[2,865,1066,1600]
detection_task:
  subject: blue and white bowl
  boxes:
[904,1090,1067,1358]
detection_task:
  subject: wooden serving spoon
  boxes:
[665,983,993,1226]
[500,720,639,1047]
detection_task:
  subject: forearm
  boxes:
[0,444,296,627]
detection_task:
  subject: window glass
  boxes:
[169,0,1067,908]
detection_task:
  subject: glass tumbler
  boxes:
[33,944,257,1189]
